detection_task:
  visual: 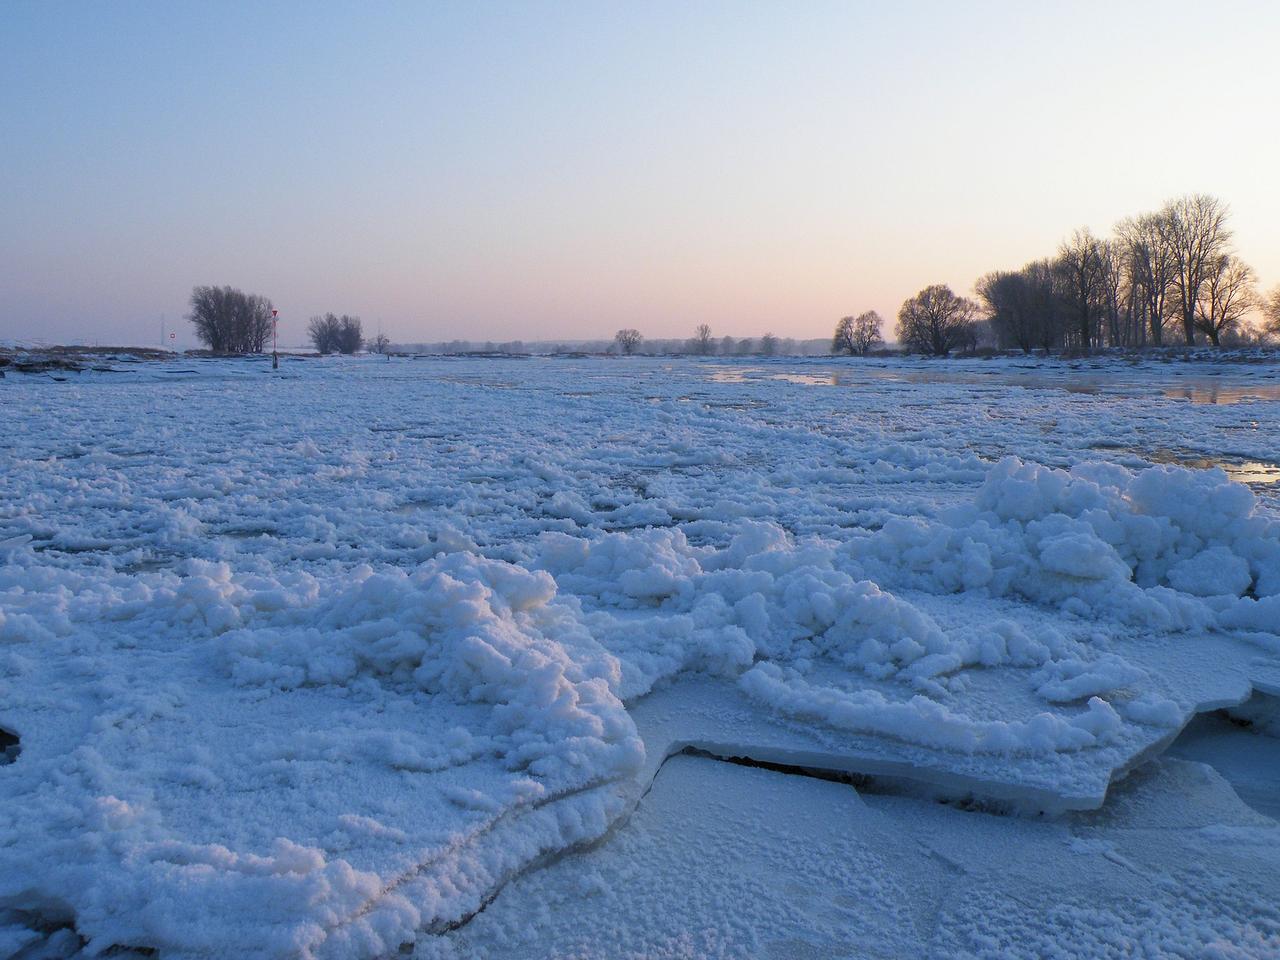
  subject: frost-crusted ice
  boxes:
[2,354,1279,957]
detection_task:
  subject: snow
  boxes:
[2,352,1280,958]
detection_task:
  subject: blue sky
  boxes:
[3,1,1279,346]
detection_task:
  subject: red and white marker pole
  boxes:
[272,309,279,369]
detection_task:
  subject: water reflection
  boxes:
[1162,385,1280,404]
[1145,449,1280,486]
[771,372,840,386]
[704,365,1280,405]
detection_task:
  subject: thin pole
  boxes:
[272,309,279,369]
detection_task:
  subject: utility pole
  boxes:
[272,309,279,369]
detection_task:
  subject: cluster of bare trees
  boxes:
[693,327,791,356]
[978,194,1264,353]
[612,326,800,357]
[307,313,363,354]
[187,285,275,353]
[832,312,884,355]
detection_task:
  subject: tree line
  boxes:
[824,193,1279,357]
[191,196,1280,361]
[614,327,800,356]
[976,193,1271,353]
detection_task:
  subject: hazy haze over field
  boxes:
[3,0,1279,346]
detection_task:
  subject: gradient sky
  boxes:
[3,1,1279,347]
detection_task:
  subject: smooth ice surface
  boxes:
[2,353,1279,958]
[434,752,1280,959]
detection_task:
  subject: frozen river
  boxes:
[2,353,1279,959]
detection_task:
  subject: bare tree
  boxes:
[980,260,1064,354]
[189,285,237,352]
[978,269,1060,353]
[1117,213,1174,346]
[237,294,274,353]
[760,332,779,356]
[978,272,1023,352]
[1195,254,1256,346]
[369,333,391,354]
[832,316,856,355]
[614,328,643,355]
[308,314,340,354]
[693,324,713,355]
[188,285,274,353]
[851,311,883,355]
[1055,229,1106,354]
[1158,194,1233,346]
[896,285,979,356]
[719,335,735,356]
[1023,259,1064,353]
[1097,240,1124,347]
[833,313,884,356]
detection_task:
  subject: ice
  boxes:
[3,353,1280,956]
[436,752,1280,960]
[1165,692,1280,819]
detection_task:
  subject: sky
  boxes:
[3,1,1279,348]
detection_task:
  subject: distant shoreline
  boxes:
[5,342,1280,371]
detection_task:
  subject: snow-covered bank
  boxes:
[2,355,1279,957]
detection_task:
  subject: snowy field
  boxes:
[3,353,1280,959]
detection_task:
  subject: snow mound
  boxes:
[219,553,641,784]
[537,523,1059,704]
[851,457,1280,632]
[0,553,642,958]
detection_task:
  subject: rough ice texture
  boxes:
[2,354,1279,958]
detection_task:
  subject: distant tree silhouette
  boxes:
[308,313,363,354]
[369,333,391,354]
[693,324,713,355]
[760,332,779,356]
[614,328,643,355]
